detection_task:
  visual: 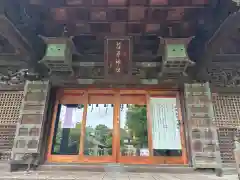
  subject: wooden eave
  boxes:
[193,9,240,79]
[205,10,240,60]
[0,15,32,59]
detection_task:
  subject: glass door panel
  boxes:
[51,104,84,155]
[47,92,86,163]
[119,104,149,156]
[82,94,116,162]
[118,95,151,164]
[84,104,114,156]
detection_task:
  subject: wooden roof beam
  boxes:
[0,55,28,66]
[0,16,32,58]
[195,9,240,80]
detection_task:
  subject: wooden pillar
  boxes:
[10,80,50,171]
[184,82,223,176]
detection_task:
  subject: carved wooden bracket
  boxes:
[207,62,240,87]
[232,0,240,6]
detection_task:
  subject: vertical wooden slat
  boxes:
[146,93,153,157]
[176,93,187,164]
[114,90,120,161]
[179,89,192,165]
[79,91,88,156]
[47,98,59,159]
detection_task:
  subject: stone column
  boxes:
[10,80,50,171]
[184,82,223,176]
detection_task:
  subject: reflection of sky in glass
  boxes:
[120,105,128,129]
[59,105,83,128]
[86,104,114,128]
[86,104,127,129]
[58,104,129,129]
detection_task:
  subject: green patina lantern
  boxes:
[166,44,187,59]
[39,37,75,74]
[46,44,67,57]
[160,38,195,76]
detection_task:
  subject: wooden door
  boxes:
[47,91,87,162]
[47,89,187,164]
[47,90,118,163]
[117,93,152,164]
[80,92,118,163]
[116,91,187,165]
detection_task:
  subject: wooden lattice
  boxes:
[212,94,240,128]
[0,91,23,160]
[0,92,23,124]
[212,94,240,164]
[217,128,236,163]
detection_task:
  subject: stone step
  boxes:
[38,163,239,174]
[0,171,105,180]
[38,163,196,174]
[0,171,238,180]
[222,163,237,175]
[1,163,237,179]
[0,161,10,171]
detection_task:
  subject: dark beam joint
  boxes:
[0,16,31,56]
[0,55,27,66]
[72,61,160,67]
[195,10,240,80]
[206,10,240,60]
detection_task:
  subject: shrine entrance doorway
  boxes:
[47,89,187,165]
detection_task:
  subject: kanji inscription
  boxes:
[104,37,132,78]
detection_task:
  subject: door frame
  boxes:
[116,91,187,165]
[47,89,187,165]
[47,89,118,163]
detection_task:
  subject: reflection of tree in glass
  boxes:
[53,120,62,153]
[54,122,82,153]
[126,105,148,148]
[94,124,128,146]
[84,124,112,155]
[95,124,111,144]
[53,104,83,154]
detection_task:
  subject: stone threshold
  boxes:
[38,163,195,174]
[0,171,237,180]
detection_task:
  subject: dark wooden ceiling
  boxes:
[34,0,212,38]
[2,0,236,56]
[0,0,239,83]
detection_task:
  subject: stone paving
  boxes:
[0,171,237,180]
